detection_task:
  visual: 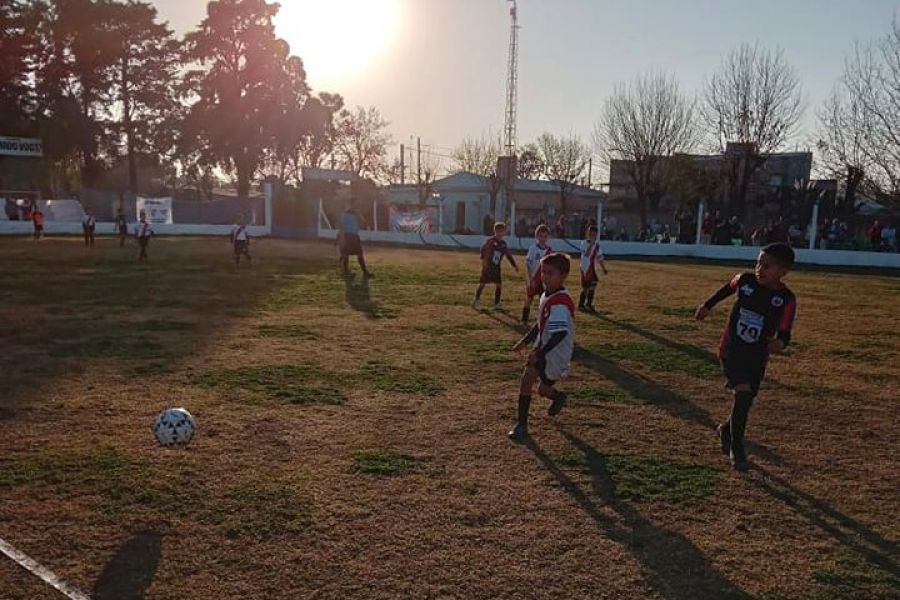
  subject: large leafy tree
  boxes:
[0,1,35,135]
[102,0,181,193]
[182,0,309,197]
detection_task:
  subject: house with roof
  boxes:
[383,171,606,235]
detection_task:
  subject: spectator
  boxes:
[751,227,764,247]
[788,223,804,247]
[868,220,884,251]
[483,213,494,236]
[701,212,715,244]
[729,216,744,246]
[713,215,731,245]
[556,213,567,238]
[618,228,630,241]
[882,221,897,252]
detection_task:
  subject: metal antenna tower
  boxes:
[503,0,519,156]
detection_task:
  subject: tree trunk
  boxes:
[236,158,252,199]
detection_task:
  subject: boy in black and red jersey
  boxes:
[472,221,518,309]
[695,242,798,472]
[508,253,575,442]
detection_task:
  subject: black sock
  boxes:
[730,392,754,459]
[475,286,484,300]
[494,287,502,305]
[586,288,596,307]
[579,290,586,307]
[522,306,530,322]
[517,395,531,426]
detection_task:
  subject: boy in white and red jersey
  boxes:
[135,211,154,262]
[508,252,575,442]
[230,215,252,265]
[521,224,553,323]
[579,225,608,313]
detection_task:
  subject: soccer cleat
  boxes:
[716,423,731,455]
[548,392,568,416]
[493,302,504,311]
[585,305,597,314]
[507,422,528,442]
[472,298,481,309]
[363,271,374,279]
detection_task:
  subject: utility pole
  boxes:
[400,144,405,185]
[587,158,593,189]
[503,0,519,156]
[417,136,422,188]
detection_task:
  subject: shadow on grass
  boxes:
[590,312,720,366]
[343,273,397,319]
[527,431,752,600]
[93,530,161,600]
[753,465,899,581]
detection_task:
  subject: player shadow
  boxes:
[525,432,753,600]
[93,530,162,600]
[751,465,899,578]
[343,272,383,319]
[589,312,720,366]
[571,344,784,466]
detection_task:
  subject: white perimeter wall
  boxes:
[318,228,900,269]
[0,221,268,237]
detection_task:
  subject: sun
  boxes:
[276,0,402,87]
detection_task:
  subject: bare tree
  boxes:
[534,133,590,213]
[702,43,804,214]
[517,143,543,180]
[333,105,392,181]
[451,134,503,212]
[817,21,900,208]
[594,72,699,227]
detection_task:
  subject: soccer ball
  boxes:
[153,408,196,447]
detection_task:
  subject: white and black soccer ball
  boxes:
[153,408,196,447]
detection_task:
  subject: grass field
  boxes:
[0,236,898,600]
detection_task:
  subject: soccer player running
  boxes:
[230,214,252,265]
[578,224,608,312]
[521,224,553,323]
[473,221,518,310]
[338,198,372,278]
[115,208,128,247]
[508,253,575,442]
[695,242,798,472]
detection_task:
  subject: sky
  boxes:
[151,0,900,168]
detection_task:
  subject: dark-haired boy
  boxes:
[521,224,553,323]
[508,252,575,442]
[231,215,252,265]
[473,221,518,310]
[695,242,798,472]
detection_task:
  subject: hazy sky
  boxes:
[152,0,900,165]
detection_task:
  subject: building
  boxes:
[384,172,606,235]
[608,143,813,224]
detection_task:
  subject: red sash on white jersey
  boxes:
[233,224,246,243]
[528,244,553,293]
[138,223,150,237]
[538,290,575,345]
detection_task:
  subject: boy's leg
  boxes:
[586,282,597,311]
[728,385,755,471]
[578,283,587,309]
[340,252,349,274]
[493,284,502,307]
[358,253,371,277]
[234,244,240,265]
[473,283,486,302]
[538,381,568,416]
[521,296,533,323]
[509,366,538,441]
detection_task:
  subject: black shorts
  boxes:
[234,240,249,254]
[340,233,363,256]
[721,356,767,396]
[480,264,502,284]
[581,268,598,289]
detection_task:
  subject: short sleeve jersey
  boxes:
[136,222,154,238]
[340,210,361,235]
[525,242,552,286]
[717,272,797,361]
[82,214,95,228]
[534,288,576,380]
[580,240,603,275]
[481,237,510,267]
[231,224,249,242]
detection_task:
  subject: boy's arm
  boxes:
[513,324,538,350]
[770,296,797,353]
[505,248,518,270]
[696,274,740,320]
